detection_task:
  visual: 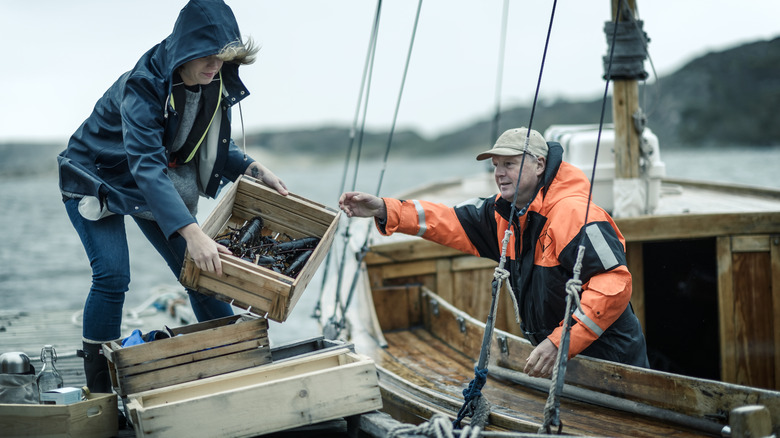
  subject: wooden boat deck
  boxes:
[360,327,714,437]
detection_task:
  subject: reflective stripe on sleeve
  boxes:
[586,224,619,270]
[413,200,427,237]
[574,307,604,337]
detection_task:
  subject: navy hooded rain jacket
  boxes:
[58,0,254,239]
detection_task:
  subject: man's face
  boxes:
[491,154,546,207]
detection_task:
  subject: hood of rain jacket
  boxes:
[58,0,252,238]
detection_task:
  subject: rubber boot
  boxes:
[77,342,128,429]
[77,341,112,393]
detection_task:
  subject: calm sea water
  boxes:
[1,145,778,344]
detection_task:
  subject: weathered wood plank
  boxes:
[773,235,780,391]
[717,236,736,384]
[733,251,775,389]
[732,234,771,253]
[364,239,463,265]
[107,316,268,367]
[435,258,454,304]
[378,259,438,280]
[370,286,421,331]
[119,347,272,395]
[616,212,780,242]
[626,241,646,330]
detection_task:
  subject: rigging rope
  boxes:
[312,0,383,324]
[324,0,424,340]
[490,0,510,146]
[453,0,558,430]
[337,0,425,331]
[538,0,627,434]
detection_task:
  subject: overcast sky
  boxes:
[2,0,778,143]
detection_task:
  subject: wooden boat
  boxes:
[345,173,780,436]
[327,1,780,436]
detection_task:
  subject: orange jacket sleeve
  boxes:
[379,197,480,257]
[547,264,633,357]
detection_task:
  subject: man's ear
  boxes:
[536,156,546,175]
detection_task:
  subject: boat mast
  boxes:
[611,0,640,184]
[607,0,651,217]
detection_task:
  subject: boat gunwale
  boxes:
[416,287,780,430]
[357,282,780,435]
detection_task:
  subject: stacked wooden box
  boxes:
[103,176,381,437]
[0,393,118,438]
[103,314,271,397]
[125,342,381,437]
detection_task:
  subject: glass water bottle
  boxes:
[36,345,64,402]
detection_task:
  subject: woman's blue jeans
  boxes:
[64,198,233,342]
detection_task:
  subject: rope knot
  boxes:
[493,267,510,282]
[453,366,489,428]
[564,278,584,314]
[462,366,488,401]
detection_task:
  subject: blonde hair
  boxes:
[217,36,260,65]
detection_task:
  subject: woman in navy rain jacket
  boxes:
[58,0,287,394]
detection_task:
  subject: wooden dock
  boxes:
[0,309,384,438]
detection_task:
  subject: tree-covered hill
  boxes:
[3,37,778,177]
[246,36,780,157]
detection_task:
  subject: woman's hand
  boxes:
[523,338,558,378]
[339,191,387,220]
[178,223,231,276]
[245,162,288,196]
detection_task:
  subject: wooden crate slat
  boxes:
[219,255,293,286]
[118,338,268,377]
[201,181,238,237]
[119,347,273,395]
[196,277,276,309]
[169,314,250,336]
[235,178,336,222]
[109,318,268,368]
[232,205,328,238]
[234,184,333,237]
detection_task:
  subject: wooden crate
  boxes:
[126,347,382,438]
[103,314,270,396]
[0,392,117,438]
[180,176,341,322]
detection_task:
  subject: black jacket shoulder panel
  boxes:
[559,221,627,281]
[453,196,501,261]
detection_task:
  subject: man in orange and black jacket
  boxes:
[339,127,649,377]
